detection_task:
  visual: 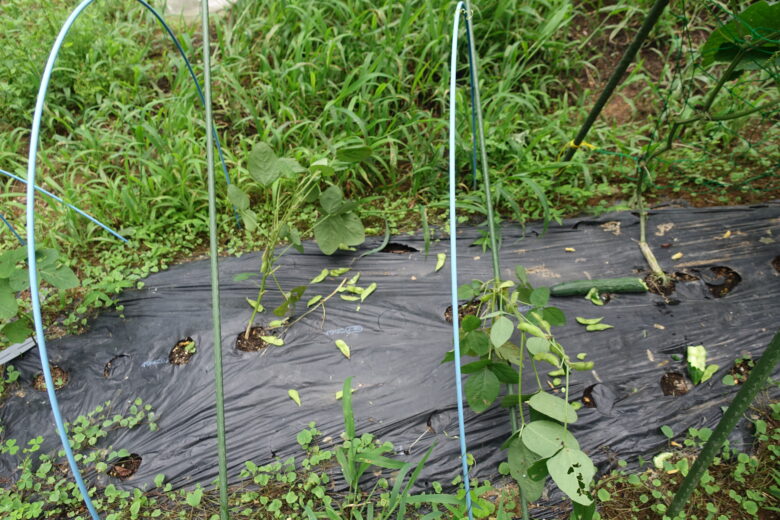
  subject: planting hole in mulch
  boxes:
[108,453,142,480]
[772,255,780,274]
[103,354,130,378]
[674,271,699,283]
[645,272,676,296]
[581,384,597,408]
[660,372,690,396]
[32,366,69,391]
[444,300,481,323]
[235,326,273,352]
[700,266,741,298]
[729,357,754,385]
[169,337,196,365]
[380,242,419,254]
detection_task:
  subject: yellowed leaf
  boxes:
[335,339,351,359]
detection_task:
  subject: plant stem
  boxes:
[244,253,272,339]
[287,278,347,328]
[667,330,780,518]
[677,98,779,125]
[645,48,747,165]
[635,185,666,282]
[701,49,745,112]
[242,172,325,338]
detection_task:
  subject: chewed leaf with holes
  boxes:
[547,448,596,505]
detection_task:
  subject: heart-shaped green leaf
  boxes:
[465,368,500,413]
[530,287,550,307]
[490,316,514,348]
[521,420,580,458]
[314,213,365,255]
[526,337,550,356]
[248,143,281,186]
[227,184,250,211]
[528,392,578,424]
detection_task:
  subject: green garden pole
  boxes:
[200,0,230,518]
[667,330,780,518]
[562,0,669,163]
[462,3,529,518]
[463,0,501,285]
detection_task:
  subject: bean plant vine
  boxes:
[445,265,597,517]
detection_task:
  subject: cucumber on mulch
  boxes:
[550,277,649,296]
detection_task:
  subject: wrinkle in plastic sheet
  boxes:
[1,205,779,512]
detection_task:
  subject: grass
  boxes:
[0,2,778,515]
[1,0,776,342]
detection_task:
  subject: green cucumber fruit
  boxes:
[550,277,648,296]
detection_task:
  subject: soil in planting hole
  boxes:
[581,385,597,408]
[730,357,754,385]
[103,355,130,378]
[772,255,780,274]
[645,272,676,296]
[235,326,273,352]
[660,372,690,396]
[444,300,481,323]
[381,242,419,254]
[674,271,699,283]
[701,266,741,298]
[108,453,142,480]
[32,366,69,391]
[169,337,196,365]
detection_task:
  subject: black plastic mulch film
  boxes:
[2,204,779,509]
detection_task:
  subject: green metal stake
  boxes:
[463,0,500,285]
[561,0,669,163]
[667,330,780,518]
[200,1,230,518]
[463,3,529,518]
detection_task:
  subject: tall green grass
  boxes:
[1,0,590,255]
[0,0,775,338]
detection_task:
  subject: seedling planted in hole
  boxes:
[230,143,372,342]
[444,265,598,509]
